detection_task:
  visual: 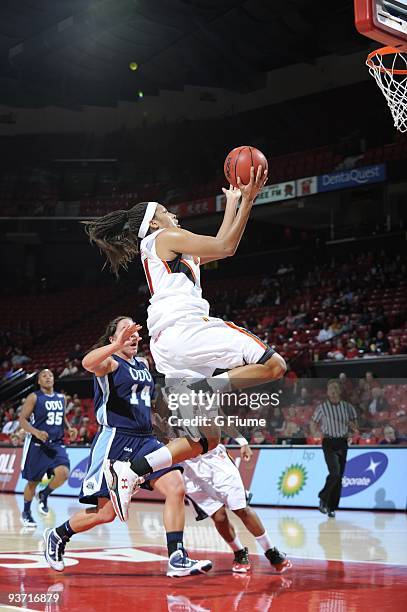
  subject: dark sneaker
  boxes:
[265,547,293,573]
[21,510,37,527]
[318,500,328,515]
[328,509,336,518]
[166,550,212,577]
[37,491,49,515]
[232,547,251,573]
[43,528,66,572]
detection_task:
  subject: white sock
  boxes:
[255,532,272,552]
[144,446,173,472]
[228,536,244,552]
[212,372,232,392]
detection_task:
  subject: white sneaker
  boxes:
[21,510,37,527]
[43,528,65,572]
[103,459,144,522]
[166,549,212,577]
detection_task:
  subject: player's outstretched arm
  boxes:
[200,185,241,265]
[82,323,142,376]
[156,166,267,262]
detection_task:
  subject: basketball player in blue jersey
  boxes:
[84,166,287,523]
[19,369,77,527]
[43,316,212,577]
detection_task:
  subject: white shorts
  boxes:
[150,315,274,378]
[182,444,246,516]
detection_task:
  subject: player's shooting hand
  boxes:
[36,429,49,443]
[222,184,241,208]
[238,165,268,203]
[114,323,142,349]
[240,444,253,462]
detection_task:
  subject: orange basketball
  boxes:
[224,146,268,188]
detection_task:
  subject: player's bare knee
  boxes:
[264,353,287,380]
[233,506,249,519]
[212,506,228,525]
[167,474,185,499]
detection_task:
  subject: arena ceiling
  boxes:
[0,0,369,108]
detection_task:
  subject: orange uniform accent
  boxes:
[225,321,267,349]
[161,260,171,274]
[143,259,154,295]
[180,258,196,284]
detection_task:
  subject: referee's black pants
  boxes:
[319,437,348,511]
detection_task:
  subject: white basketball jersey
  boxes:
[140,229,210,336]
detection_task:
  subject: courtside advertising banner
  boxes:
[317,164,386,193]
[7,445,407,510]
[250,447,407,510]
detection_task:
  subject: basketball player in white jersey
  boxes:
[153,407,292,574]
[83,166,287,520]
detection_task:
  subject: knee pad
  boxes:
[199,437,209,454]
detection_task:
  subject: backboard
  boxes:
[355,1,407,50]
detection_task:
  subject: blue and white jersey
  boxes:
[94,354,154,433]
[30,390,65,442]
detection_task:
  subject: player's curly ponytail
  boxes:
[92,316,133,349]
[82,202,150,277]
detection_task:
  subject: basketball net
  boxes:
[366,46,407,133]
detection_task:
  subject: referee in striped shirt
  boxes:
[311,380,358,517]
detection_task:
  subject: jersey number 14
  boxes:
[130,384,151,408]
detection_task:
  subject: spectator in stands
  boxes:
[380,424,402,445]
[368,387,389,415]
[327,340,345,360]
[297,387,310,406]
[329,317,342,336]
[69,343,83,361]
[338,373,353,401]
[317,322,334,343]
[345,339,359,359]
[279,420,307,445]
[250,428,273,445]
[268,406,284,435]
[2,412,20,435]
[77,416,92,444]
[60,359,79,378]
[11,348,31,367]
[374,330,390,354]
[390,337,405,355]
[70,404,83,428]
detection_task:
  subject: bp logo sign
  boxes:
[278,464,307,498]
[341,452,388,497]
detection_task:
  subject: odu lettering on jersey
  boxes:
[94,354,154,433]
[31,391,65,442]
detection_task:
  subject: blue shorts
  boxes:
[79,426,182,505]
[21,436,70,482]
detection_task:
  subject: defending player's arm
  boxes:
[219,408,252,462]
[156,166,267,262]
[19,393,48,442]
[82,322,142,376]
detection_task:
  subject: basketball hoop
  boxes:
[366,46,407,133]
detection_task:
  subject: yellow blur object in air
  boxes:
[129,62,138,71]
